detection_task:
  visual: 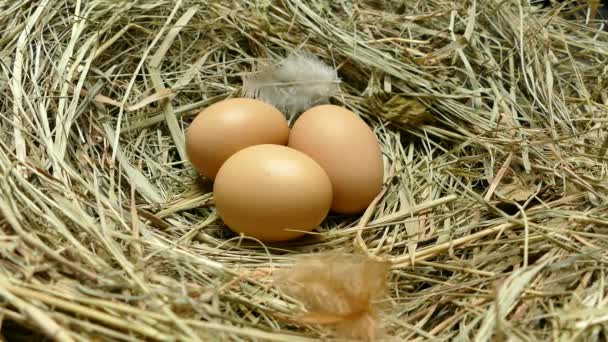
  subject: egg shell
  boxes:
[288,105,384,214]
[213,144,333,242]
[185,98,289,180]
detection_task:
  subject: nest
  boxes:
[1,0,608,341]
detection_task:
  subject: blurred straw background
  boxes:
[0,0,607,340]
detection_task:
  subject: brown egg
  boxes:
[185,98,289,180]
[288,105,384,214]
[213,144,332,242]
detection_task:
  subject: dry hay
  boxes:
[1,0,608,341]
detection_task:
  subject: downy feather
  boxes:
[241,53,340,118]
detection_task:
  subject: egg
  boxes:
[213,144,332,242]
[288,104,384,214]
[185,98,289,180]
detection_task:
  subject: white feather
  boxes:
[241,53,340,118]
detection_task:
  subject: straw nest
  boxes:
[1,0,607,341]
